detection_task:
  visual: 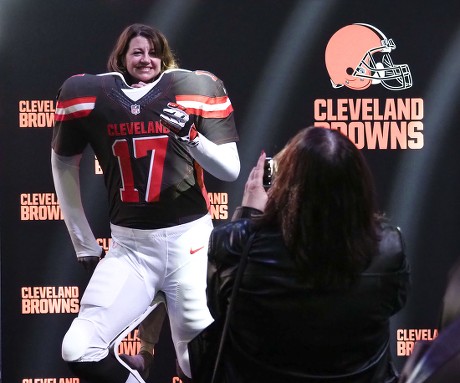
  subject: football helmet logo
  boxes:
[325,23,412,91]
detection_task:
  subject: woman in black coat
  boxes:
[207,127,410,383]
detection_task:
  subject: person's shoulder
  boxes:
[161,68,191,79]
[209,219,255,259]
[58,72,126,99]
[59,73,103,93]
[63,71,125,85]
[378,224,405,256]
[97,71,127,82]
[169,68,225,86]
[193,70,221,81]
[62,72,98,84]
[212,218,253,242]
[165,68,220,78]
[367,224,407,273]
[192,70,226,89]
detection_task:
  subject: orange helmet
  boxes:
[325,23,412,91]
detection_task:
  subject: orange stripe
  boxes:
[57,96,96,108]
[176,94,229,105]
[55,109,93,121]
[176,95,233,118]
[186,105,233,119]
[55,96,96,121]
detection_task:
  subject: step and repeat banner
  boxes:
[1,0,460,382]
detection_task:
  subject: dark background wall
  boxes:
[1,0,460,381]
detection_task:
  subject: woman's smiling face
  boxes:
[124,35,162,83]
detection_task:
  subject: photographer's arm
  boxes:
[232,152,268,221]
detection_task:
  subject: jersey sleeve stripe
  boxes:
[176,95,233,118]
[55,97,96,121]
[176,94,229,105]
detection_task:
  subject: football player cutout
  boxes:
[51,23,240,383]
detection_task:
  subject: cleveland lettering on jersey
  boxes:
[107,121,169,137]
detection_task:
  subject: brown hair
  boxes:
[261,127,381,288]
[107,23,178,79]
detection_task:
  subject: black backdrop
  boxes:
[1,0,460,382]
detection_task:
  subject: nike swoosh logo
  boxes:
[190,246,205,254]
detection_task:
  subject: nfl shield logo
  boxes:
[131,104,141,115]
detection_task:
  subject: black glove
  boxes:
[78,249,105,273]
[160,102,199,147]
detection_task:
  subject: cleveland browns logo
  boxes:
[325,23,412,91]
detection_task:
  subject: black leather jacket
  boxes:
[207,208,410,383]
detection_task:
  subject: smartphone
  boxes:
[263,157,274,189]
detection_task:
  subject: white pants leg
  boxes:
[62,244,158,362]
[62,214,214,380]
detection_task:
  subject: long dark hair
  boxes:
[107,23,178,81]
[261,127,381,289]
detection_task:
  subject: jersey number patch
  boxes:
[112,136,168,203]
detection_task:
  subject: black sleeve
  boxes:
[206,219,253,319]
[231,206,263,221]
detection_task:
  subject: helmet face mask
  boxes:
[353,43,413,90]
[325,23,412,91]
